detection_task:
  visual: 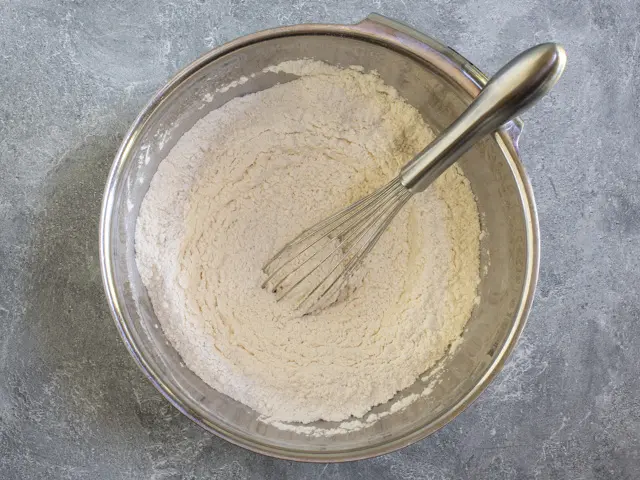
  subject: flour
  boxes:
[135,60,480,428]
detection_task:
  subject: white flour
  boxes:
[135,60,480,427]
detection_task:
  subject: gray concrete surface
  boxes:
[1,0,638,478]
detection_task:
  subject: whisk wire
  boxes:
[282,183,407,302]
[299,188,412,310]
[275,199,390,300]
[262,177,413,311]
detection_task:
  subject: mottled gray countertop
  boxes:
[1,0,639,478]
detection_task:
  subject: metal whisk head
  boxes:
[261,177,412,313]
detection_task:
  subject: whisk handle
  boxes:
[400,43,566,193]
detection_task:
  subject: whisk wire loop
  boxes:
[262,177,412,312]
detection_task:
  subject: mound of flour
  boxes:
[135,60,480,426]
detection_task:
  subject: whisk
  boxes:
[262,43,566,313]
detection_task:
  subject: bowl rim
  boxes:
[99,15,540,462]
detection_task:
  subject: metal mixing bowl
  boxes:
[99,14,539,461]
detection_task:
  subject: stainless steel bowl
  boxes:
[99,13,539,462]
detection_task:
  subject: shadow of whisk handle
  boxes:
[400,42,567,193]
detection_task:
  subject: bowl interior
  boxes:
[102,32,534,460]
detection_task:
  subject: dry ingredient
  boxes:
[135,60,480,428]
